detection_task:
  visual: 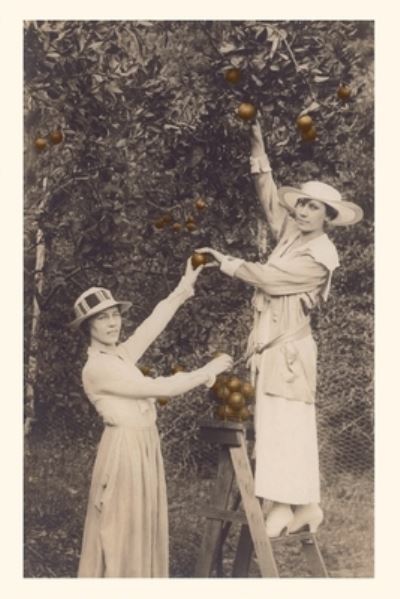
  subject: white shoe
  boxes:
[265,504,293,538]
[287,503,323,534]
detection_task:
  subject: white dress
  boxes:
[78,278,212,577]
[220,209,339,505]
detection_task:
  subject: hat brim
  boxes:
[278,186,363,226]
[68,299,132,330]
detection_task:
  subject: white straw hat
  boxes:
[68,286,132,330]
[278,181,363,226]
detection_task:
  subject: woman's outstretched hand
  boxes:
[183,256,204,287]
[195,247,225,265]
[206,353,233,378]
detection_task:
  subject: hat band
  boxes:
[75,289,113,318]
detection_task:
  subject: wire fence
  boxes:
[158,389,374,485]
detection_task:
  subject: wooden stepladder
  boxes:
[195,419,329,578]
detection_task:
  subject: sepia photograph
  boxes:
[23,19,374,580]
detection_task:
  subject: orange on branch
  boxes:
[210,377,228,402]
[214,374,228,388]
[191,252,209,269]
[242,382,255,400]
[49,129,63,144]
[238,405,251,421]
[224,404,236,421]
[172,223,182,232]
[296,114,313,132]
[226,376,242,393]
[301,126,317,142]
[216,384,231,403]
[337,84,351,101]
[237,102,257,121]
[34,137,47,152]
[224,67,241,84]
[195,198,207,211]
[227,391,245,411]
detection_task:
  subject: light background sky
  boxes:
[1,2,398,598]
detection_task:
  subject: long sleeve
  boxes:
[83,358,212,400]
[220,254,328,297]
[250,153,288,240]
[121,276,194,363]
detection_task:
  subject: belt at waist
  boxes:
[104,422,157,431]
[251,322,312,358]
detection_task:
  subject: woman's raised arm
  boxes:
[121,257,203,364]
[250,120,287,240]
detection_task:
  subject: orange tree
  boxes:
[24,20,373,473]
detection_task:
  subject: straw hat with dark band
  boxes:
[68,287,132,330]
[278,181,364,226]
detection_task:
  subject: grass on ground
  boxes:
[24,431,373,578]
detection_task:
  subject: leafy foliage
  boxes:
[24,20,374,474]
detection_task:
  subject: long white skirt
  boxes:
[254,393,320,505]
[78,423,168,577]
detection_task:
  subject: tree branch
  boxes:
[278,30,317,102]
[201,24,224,59]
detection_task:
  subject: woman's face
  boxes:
[294,197,328,234]
[88,306,122,346]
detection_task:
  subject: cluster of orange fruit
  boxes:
[224,65,353,137]
[34,129,64,152]
[210,373,255,422]
[139,361,255,420]
[224,67,258,122]
[296,85,352,143]
[296,114,317,142]
[153,198,207,233]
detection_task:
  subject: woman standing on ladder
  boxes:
[197,119,363,537]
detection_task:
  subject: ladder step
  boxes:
[198,418,254,446]
[271,531,319,544]
[195,420,328,577]
[200,507,319,543]
[200,506,248,525]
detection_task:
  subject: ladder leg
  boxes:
[301,536,329,577]
[232,525,253,577]
[232,451,256,577]
[194,446,235,577]
[230,437,279,577]
[215,489,242,576]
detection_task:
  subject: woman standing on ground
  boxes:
[197,119,363,537]
[69,258,232,576]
